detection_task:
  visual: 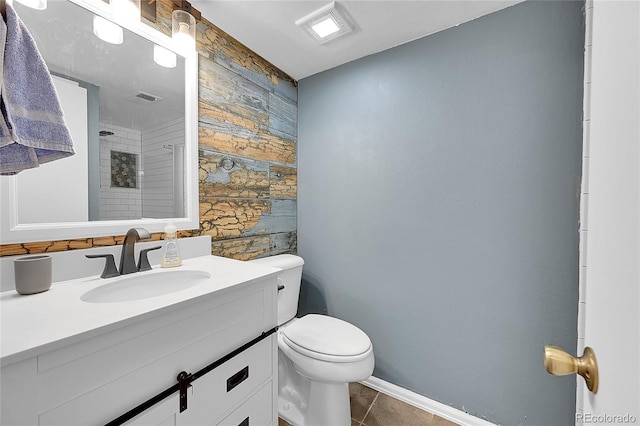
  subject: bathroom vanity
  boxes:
[0,255,279,425]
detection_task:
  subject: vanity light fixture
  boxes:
[172,8,196,54]
[295,1,354,44]
[14,0,47,10]
[153,45,177,68]
[110,0,141,27]
[93,15,123,45]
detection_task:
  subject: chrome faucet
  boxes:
[119,228,151,275]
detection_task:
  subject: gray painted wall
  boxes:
[297,2,584,425]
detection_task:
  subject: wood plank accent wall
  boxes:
[0,0,298,260]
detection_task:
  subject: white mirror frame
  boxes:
[0,0,199,244]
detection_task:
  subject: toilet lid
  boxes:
[282,314,372,360]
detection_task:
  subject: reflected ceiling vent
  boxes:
[126,91,163,106]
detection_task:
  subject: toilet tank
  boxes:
[248,254,304,326]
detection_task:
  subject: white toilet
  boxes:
[249,254,374,426]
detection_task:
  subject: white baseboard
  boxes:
[361,376,497,426]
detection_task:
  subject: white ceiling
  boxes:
[191,0,523,81]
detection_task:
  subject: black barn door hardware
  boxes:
[177,371,193,412]
[105,326,277,426]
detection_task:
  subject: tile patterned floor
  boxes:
[278,382,460,426]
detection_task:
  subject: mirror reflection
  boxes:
[13,0,186,223]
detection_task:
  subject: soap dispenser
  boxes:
[161,222,182,268]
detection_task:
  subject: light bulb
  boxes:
[93,15,123,45]
[173,23,192,49]
[154,45,177,68]
[110,0,140,27]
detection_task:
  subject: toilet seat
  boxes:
[282,314,372,363]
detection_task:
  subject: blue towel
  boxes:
[0,3,75,176]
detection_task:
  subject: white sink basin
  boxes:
[81,270,211,303]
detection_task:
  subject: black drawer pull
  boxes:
[227,366,249,392]
[238,417,249,426]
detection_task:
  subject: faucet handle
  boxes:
[137,246,162,272]
[86,254,120,278]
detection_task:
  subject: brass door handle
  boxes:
[544,345,599,393]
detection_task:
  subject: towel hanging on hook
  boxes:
[0,3,75,175]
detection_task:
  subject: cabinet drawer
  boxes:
[178,336,274,425]
[216,382,273,426]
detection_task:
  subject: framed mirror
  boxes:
[1,0,199,244]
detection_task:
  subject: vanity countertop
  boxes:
[0,255,280,367]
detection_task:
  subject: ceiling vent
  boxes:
[126,91,163,106]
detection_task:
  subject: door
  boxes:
[580,0,639,423]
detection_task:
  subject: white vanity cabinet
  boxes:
[0,258,278,426]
